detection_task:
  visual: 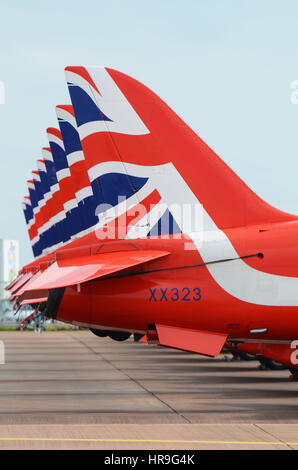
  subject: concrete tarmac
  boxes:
[0,330,297,450]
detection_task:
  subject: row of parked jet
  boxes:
[6,65,298,380]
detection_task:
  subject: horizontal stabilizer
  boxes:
[21,296,48,305]
[18,289,49,305]
[10,272,33,296]
[156,324,227,357]
[24,250,170,291]
[5,274,22,291]
[13,270,44,297]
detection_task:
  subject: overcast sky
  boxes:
[1,0,298,266]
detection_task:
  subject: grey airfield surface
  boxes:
[0,331,297,450]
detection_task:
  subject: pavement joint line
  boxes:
[0,437,295,445]
[254,423,295,451]
[70,334,191,424]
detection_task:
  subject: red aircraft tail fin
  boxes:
[65,66,297,232]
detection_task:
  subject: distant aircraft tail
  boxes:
[22,197,36,257]
[41,146,70,246]
[46,127,88,239]
[26,179,42,257]
[55,105,99,236]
